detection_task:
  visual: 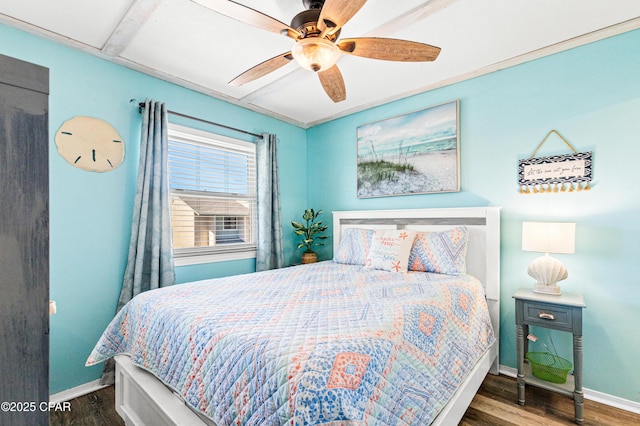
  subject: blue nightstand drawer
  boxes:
[523,301,573,331]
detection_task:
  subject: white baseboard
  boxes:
[49,379,108,405]
[499,365,640,415]
[50,367,640,416]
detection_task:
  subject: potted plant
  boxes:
[292,208,328,263]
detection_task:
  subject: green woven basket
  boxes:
[526,352,572,384]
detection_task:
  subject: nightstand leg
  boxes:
[516,324,527,405]
[573,334,584,424]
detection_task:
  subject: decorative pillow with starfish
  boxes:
[365,229,417,273]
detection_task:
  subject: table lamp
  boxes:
[522,221,575,295]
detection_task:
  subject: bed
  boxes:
[87,206,501,425]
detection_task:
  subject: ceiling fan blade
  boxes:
[229,52,294,86]
[318,65,346,103]
[192,0,301,39]
[317,0,367,33]
[338,38,441,62]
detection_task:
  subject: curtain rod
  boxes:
[136,101,263,139]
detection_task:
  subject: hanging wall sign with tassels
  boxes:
[518,130,592,194]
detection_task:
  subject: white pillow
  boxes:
[365,229,417,273]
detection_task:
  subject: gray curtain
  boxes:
[117,99,176,309]
[255,133,284,271]
[101,99,176,384]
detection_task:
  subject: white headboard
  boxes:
[333,206,501,371]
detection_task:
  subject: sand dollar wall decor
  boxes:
[55,116,124,172]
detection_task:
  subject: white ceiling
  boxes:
[1,0,639,128]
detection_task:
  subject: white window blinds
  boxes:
[168,124,257,260]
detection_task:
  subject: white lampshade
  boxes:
[522,222,576,295]
[522,222,575,254]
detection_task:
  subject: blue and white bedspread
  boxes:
[87,261,495,425]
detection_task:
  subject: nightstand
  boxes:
[513,288,586,424]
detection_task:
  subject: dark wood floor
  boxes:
[49,385,123,426]
[461,374,639,426]
[50,374,639,425]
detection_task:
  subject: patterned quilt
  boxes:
[87,261,495,425]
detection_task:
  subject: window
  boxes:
[222,216,238,230]
[168,124,257,264]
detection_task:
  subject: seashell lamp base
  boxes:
[527,254,568,295]
[533,283,562,295]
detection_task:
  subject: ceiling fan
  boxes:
[193,0,441,102]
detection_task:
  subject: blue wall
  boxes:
[2,21,639,404]
[0,24,307,393]
[307,29,640,403]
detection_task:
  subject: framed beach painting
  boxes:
[356,100,460,198]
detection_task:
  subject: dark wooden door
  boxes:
[0,53,50,425]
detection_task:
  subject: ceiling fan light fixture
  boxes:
[291,37,340,72]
